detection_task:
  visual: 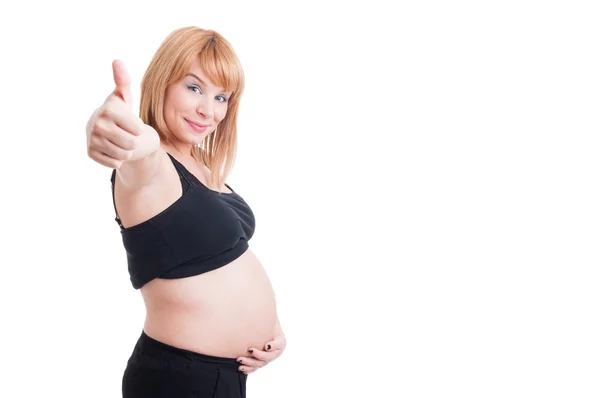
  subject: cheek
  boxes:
[162,103,177,128]
[216,106,228,122]
[163,92,176,120]
[163,101,185,131]
[166,88,196,114]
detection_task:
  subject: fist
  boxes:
[86,60,159,169]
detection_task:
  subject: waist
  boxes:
[140,249,277,357]
[133,330,240,368]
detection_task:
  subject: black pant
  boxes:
[122,331,247,397]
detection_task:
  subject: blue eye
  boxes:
[187,84,228,103]
[187,84,201,94]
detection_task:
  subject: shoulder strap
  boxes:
[166,152,194,191]
[167,152,237,195]
[110,170,124,229]
[109,153,193,230]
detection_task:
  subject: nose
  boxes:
[196,97,214,119]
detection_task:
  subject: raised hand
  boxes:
[86,60,159,169]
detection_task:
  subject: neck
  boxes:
[161,139,195,161]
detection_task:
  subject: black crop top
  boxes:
[110,152,255,289]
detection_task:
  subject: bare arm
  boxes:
[115,127,162,190]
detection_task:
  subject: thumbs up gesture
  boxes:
[86,60,159,169]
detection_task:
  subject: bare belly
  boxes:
[140,248,277,358]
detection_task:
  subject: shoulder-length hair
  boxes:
[139,26,245,191]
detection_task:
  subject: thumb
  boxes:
[112,59,133,107]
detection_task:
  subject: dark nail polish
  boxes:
[267,344,271,350]
[248,349,253,354]
[237,359,242,363]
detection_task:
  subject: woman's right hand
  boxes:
[86,60,160,169]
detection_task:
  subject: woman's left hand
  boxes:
[236,334,287,375]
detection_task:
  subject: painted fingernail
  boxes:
[248,349,253,354]
[267,344,271,350]
[237,359,242,363]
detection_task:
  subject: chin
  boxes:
[177,127,205,143]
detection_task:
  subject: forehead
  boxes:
[186,57,226,92]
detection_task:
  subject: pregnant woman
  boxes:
[85,26,286,397]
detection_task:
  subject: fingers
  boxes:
[88,150,124,169]
[88,116,138,167]
[102,125,137,151]
[238,365,257,375]
[112,59,133,106]
[237,356,267,370]
[96,136,133,161]
[94,116,138,147]
[236,344,284,375]
[86,103,142,169]
[86,60,143,169]
[264,336,286,352]
[245,348,281,363]
[100,104,143,137]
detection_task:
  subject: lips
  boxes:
[185,119,209,133]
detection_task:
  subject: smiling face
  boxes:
[163,57,233,147]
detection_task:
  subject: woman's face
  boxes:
[163,57,232,146]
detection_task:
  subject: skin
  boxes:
[86,58,287,375]
[159,60,287,373]
[161,57,232,157]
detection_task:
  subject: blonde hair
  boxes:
[139,26,245,192]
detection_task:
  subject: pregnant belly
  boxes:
[140,248,278,358]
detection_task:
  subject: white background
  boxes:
[0,1,599,397]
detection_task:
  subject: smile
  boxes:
[185,119,209,133]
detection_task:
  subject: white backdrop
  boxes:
[1,1,599,397]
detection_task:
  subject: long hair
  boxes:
[139,26,245,191]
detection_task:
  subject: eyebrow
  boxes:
[186,73,229,94]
